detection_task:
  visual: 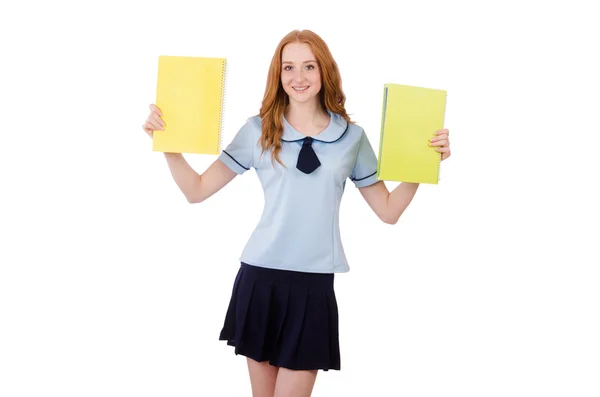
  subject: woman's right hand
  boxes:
[142,104,165,138]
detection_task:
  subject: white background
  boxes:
[1,0,599,396]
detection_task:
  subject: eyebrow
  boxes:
[282,60,317,65]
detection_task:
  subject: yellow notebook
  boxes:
[152,55,227,154]
[377,83,447,184]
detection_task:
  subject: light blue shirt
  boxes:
[218,111,379,273]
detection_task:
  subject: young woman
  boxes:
[142,29,450,397]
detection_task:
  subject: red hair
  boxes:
[259,30,352,166]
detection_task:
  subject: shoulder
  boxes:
[241,115,263,133]
[246,115,263,128]
[347,121,365,135]
[344,120,368,144]
[233,115,262,142]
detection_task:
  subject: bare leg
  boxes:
[273,367,318,397]
[247,357,279,397]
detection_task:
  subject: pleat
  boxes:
[294,286,332,370]
[271,282,290,352]
[274,282,309,366]
[242,278,274,360]
[258,281,276,359]
[323,289,331,368]
[327,289,340,370]
[233,276,256,351]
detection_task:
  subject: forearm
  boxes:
[386,182,419,223]
[163,153,201,202]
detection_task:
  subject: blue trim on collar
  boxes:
[281,111,349,143]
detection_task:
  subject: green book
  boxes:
[377,83,447,184]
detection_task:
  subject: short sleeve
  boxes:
[349,130,378,188]
[218,119,257,175]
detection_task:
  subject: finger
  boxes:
[429,134,448,142]
[435,128,449,135]
[429,139,448,147]
[151,114,165,127]
[145,119,163,131]
[152,120,165,131]
[149,104,163,116]
[434,146,451,153]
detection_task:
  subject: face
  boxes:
[280,42,322,106]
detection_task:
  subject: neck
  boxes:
[284,99,328,126]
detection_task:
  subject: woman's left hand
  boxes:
[429,128,451,161]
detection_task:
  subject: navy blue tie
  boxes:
[296,137,321,174]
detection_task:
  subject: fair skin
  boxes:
[142,41,450,397]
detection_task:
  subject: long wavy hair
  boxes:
[259,30,352,166]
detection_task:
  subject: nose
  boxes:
[292,69,305,83]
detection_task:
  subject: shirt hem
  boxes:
[240,258,350,274]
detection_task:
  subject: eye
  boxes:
[305,64,315,70]
[283,65,292,71]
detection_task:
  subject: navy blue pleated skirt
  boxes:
[219,262,341,371]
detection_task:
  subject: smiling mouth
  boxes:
[293,86,309,92]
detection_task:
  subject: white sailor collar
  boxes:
[281,110,349,143]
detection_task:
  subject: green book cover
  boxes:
[377,83,447,184]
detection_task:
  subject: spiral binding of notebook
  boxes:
[218,60,228,154]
